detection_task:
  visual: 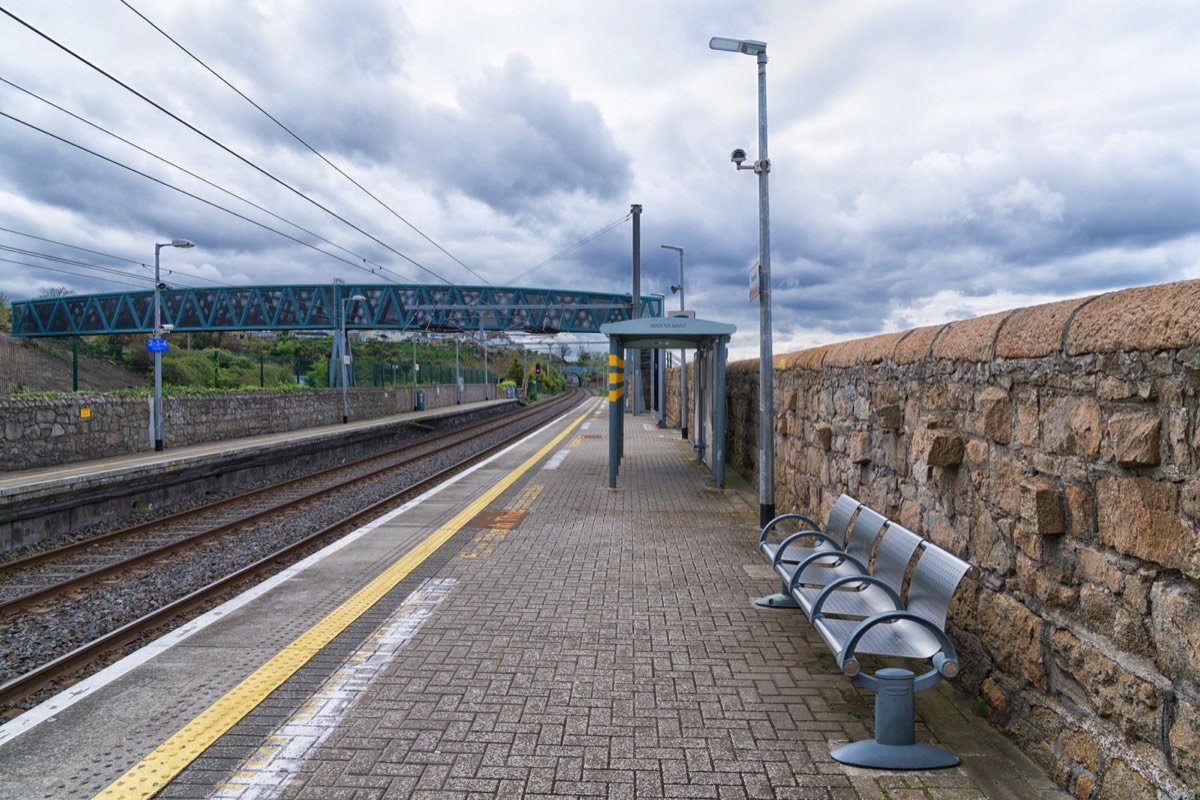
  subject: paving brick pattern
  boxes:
[266,412,1059,799]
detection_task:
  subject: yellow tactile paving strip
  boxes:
[92,398,599,800]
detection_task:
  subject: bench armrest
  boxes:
[836,610,961,694]
[758,512,821,546]
[808,574,902,621]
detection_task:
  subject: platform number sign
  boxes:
[147,337,169,353]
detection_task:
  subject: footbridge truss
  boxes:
[11,284,663,338]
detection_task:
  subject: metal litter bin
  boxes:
[415,389,426,411]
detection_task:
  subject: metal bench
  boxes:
[755,494,867,608]
[756,504,973,769]
[793,516,924,620]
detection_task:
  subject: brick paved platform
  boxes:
[0,398,1067,798]
[208,404,1064,798]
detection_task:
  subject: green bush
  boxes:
[161,349,300,389]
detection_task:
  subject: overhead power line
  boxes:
[0,225,144,267]
[0,6,454,285]
[0,255,150,290]
[0,110,404,281]
[505,213,631,284]
[0,243,162,283]
[0,226,239,289]
[119,0,491,287]
[0,76,402,280]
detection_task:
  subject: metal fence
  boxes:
[1,336,496,395]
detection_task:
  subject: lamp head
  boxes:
[170,239,194,248]
[709,36,766,56]
[350,294,366,302]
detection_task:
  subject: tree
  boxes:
[0,291,10,333]
[37,286,73,298]
[503,357,525,385]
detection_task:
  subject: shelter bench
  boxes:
[756,496,973,769]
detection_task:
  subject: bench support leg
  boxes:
[831,668,959,770]
[754,579,800,609]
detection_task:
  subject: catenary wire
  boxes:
[0,6,454,285]
[0,76,400,281]
[0,225,144,268]
[0,242,219,290]
[505,213,630,284]
[0,110,405,281]
[0,225,242,289]
[119,0,491,287]
[0,256,150,290]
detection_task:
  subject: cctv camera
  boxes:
[161,324,175,332]
[730,148,747,165]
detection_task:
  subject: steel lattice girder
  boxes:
[11,284,664,337]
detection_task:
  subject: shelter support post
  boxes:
[715,336,728,488]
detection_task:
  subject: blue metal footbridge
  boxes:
[10,283,663,337]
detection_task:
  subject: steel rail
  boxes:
[0,389,584,708]
[0,400,554,614]
[0,401,540,576]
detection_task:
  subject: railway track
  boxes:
[0,389,587,714]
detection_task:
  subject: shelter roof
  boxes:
[600,316,736,350]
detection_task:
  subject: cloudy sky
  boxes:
[2,0,1198,359]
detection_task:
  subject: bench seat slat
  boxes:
[760,535,837,565]
[776,507,883,591]
[814,616,945,660]
[796,579,898,617]
[788,521,921,618]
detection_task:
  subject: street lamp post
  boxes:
[661,244,688,439]
[340,294,366,423]
[710,35,775,528]
[480,313,489,400]
[152,239,194,452]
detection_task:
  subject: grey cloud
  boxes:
[414,55,632,216]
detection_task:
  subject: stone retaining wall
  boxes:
[1,383,488,472]
[681,279,1200,798]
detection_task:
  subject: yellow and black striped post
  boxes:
[607,354,625,403]
[607,346,625,487]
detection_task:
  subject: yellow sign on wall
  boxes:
[80,407,91,419]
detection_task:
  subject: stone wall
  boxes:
[1,383,489,472]
[701,279,1200,799]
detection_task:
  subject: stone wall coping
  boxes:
[728,278,1200,370]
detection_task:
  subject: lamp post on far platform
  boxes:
[710,35,775,527]
[340,294,366,423]
[661,244,688,439]
[152,239,193,452]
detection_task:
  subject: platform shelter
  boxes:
[601,315,735,489]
